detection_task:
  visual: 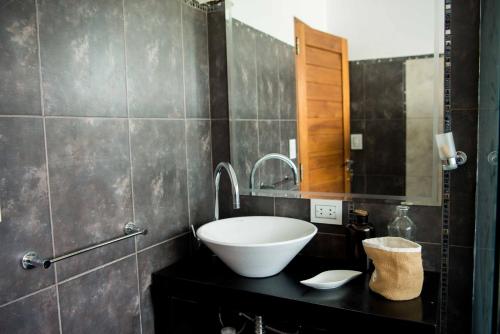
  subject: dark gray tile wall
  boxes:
[0,0,41,115]
[58,256,141,334]
[38,0,127,117]
[46,118,134,280]
[0,287,60,334]
[124,0,184,118]
[0,118,54,304]
[0,0,214,332]
[349,59,406,196]
[137,234,190,334]
[230,19,297,191]
[207,9,228,120]
[183,5,210,119]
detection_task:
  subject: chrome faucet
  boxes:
[214,162,240,220]
[250,153,299,191]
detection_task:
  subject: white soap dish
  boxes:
[300,270,362,289]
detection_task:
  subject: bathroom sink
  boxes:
[196,216,317,278]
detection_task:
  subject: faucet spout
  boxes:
[214,162,240,220]
[250,153,299,191]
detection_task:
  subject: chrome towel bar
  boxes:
[21,222,147,270]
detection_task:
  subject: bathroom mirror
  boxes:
[226,0,444,205]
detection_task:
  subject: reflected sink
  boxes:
[196,216,317,278]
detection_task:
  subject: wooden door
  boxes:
[295,18,350,193]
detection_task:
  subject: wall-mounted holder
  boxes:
[21,222,147,270]
[435,132,467,171]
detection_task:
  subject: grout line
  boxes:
[277,44,283,181]
[57,253,136,286]
[0,114,43,118]
[0,114,212,121]
[229,118,295,122]
[447,244,474,249]
[0,284,57,309]
[137,232,191,254]
[180,3,193,231]
[34,2,63,333]
[205,11,216,215]
[121,1,143,332]
[254,32,262,186]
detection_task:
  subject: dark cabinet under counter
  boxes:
[152,255,439,334]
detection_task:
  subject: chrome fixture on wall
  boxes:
[21,222,147,270]
[249,153,299,192]
[214,162,240,220]
[435,132,468,171]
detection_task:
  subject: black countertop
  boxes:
[153,254,439,333]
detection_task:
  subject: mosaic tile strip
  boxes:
[440,0,453,332]
[182,0,224,12]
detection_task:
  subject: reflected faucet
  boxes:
[214,162,240,220]
[250,153,299,192]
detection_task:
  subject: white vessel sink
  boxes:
[196,216,317,278]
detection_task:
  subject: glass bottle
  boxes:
[387,205,416,241]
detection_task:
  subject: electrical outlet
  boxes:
[315,205,336,218]
[310,199,342,225]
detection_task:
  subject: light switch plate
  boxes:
[310,199,342,225]
[351,134,363,150]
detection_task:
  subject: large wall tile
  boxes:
[230,120,258,187]
[0,287,59,334]
[130,120,189,249]
[0,118,53,305]
[274,197,310,221]
[279,120,298,190]
[258,120,281,188]
[38,0,126,116]
[420,242,441,273]
[208,10,228,119]
[125,0,184,118]
[46,118,134,280]
[230,20,257,119]
[211,119,230,169]
[186,120,214,226]
[301,232,347,260]
[365,119,405,177]
[227,195,274,217]
[138,235,190,334]
[447,245,473,334]
[58,256,140,334]
[450,110,478,247]
[278,42,296,120]
[349,62,364,120]
[0,0,41,115]
[364,60,404,120]
[450,0,480,110]
[183,4,210,119]
[365,175,404,196]
[256,32,279,120]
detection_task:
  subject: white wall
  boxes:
[229,0,444,61]
[229,0,328,46]
[326,0,444,60]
